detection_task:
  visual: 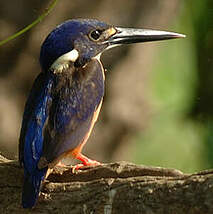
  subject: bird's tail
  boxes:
[22,167,48,208]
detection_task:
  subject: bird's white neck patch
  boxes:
[50,49,79,73]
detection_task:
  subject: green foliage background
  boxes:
[134,0,213,172]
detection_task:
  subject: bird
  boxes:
[18,18,185,208]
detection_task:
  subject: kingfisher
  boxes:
[18,18,184,208]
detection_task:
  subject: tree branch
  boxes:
[1,155,213,214]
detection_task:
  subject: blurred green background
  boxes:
[0,0,213,173]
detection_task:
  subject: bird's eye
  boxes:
[89,30,102,41]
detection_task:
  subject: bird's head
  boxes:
[40,19,185,72]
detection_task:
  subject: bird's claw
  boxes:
[71,159,101,173]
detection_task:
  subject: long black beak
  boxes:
[107,27,185,46]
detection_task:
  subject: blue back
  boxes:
[19,72,53,208]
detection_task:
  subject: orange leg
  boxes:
[72,153,101,172]
[71,101,103,172]
[76,153,100,165]
[77,153,100,166]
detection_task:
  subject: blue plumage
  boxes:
[19,18,184,208]
[19,72,53,207]
[41,59,104,163]
[39,19,109,71]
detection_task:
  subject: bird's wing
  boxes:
[19,72,54,172]
[19,72,54,208]
[40,60,104,164]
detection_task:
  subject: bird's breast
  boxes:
[50,59,105,133]
[40,59,105,165]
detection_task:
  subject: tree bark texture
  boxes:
[0,156,213,214]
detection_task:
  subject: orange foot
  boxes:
[72,153,101,173]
